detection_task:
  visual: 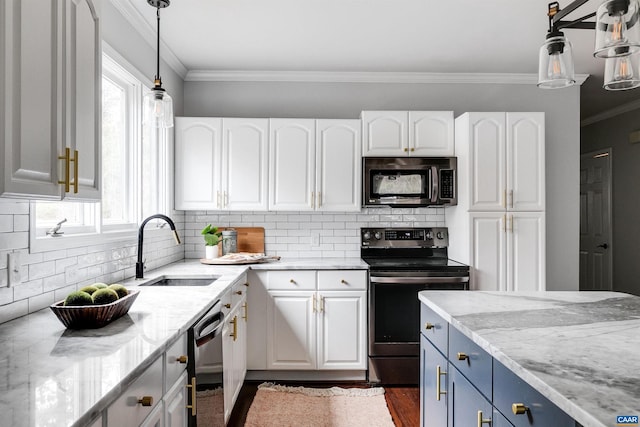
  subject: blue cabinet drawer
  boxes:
[420,303,448,354]
[493,360,574,427]
[448,364,493,427]
[448,325,492,400]
[420,334,448,427]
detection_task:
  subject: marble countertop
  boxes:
[0,257,367,427]
[0,262,248,427]
[418,291,640,427]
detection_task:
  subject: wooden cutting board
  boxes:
[218,227,265,253]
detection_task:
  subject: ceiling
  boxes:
[125,0,640,120]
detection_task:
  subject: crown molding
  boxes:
[581,98,640,126]
[109,0,188,79]
[185,70,590,84]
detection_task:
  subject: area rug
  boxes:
[244,382,395,427]
[196,388,225,427]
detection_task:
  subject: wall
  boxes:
[183,208,445,259]
[581,108,640,296]
[184,81,581,290]
[0,2,187,324]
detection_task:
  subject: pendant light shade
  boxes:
[538,31,576,89]
[603,48,640,89]
[143,0,173,129]
[594,0,640,58]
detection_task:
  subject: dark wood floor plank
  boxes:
[226,381,419,427]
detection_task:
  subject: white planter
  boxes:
[205,245,219,259]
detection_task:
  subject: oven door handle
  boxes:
[370,276,469,284]
[194,311,225,347]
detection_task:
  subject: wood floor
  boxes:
[227,381,420,427]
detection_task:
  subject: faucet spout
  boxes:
[136,214,181,279]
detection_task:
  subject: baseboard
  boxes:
[246,370,367,382]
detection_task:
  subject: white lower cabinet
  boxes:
[164,371,188,427]
[259,269,368,371]
[139,403,164,427]
[222,283,248,423]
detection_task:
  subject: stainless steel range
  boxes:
[361,227,469,385]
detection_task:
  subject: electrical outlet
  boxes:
[8,252,21,287]
[311,231,320,247]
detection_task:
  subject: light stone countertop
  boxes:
[0,257,368,427]
[418,291,640,427]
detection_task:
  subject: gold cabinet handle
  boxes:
[503,214,507,233]
[235,290,243,295]
[290,279,296,285]
[243,282,249,287]
[457,352,469,361]
[186,376,197,416]
[320,296,324,313]
[312,293,317,313]
[477,411,492,427]
[436,365,447,401]
[58,147,71,193]
[508,215,513,232]
[224,303,231,309]
[242,302,248,322]
[72,149,78,193]
[224,191,228,207]
[424,322,434,330]
[317,191,321,208]
[137,396,153,407]
[216,191,221,208]
[512,403,528,415]
[509,189,514,208]
[230,316,237,341]
[410,147,415,152]
[403,147,408,152]
[311,191,315,209]
[341,279,347,284]
[502,189,506,208]
[176,355,188,364]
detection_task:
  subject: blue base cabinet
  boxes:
[420,301,578,427]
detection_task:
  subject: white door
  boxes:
[174,117,222,210]
[468,113,506,211]
[507,212,546,291]
[507,113,545,212]
[266,291,316,369]
[246,271,268,370]
[317,291,367,370]
[1,0,63,198]
[361,111,408,156]
[409,111,454,156]
[64,0,101,200]
[316,119,361,211]
[470,212,507,291]
[164,371,188,427]
[580,150,612,291]
[222,118,269,210]
[269,119,315,210]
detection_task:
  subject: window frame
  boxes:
[29,43,172,253]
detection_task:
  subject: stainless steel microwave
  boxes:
[363,157,457,207]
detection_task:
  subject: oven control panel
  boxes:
[361,227,449,248]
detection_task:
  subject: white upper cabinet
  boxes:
[459,112,545,212]
[0,0,101,200]
[269,119,316,211]
[315,119,361,212]
[175,117,268,211]
[222,118,269,210]
[174,117,222,210]
[362,111,454,157]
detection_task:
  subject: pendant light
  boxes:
[603,46,640,88]
[594,0,640,58]
[538,30,576,88]
[143,0,174,129]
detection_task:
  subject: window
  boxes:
[31,46,170,250]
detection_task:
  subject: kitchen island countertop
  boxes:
[418,290,640,427]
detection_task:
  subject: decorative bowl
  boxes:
[49,290,139,329]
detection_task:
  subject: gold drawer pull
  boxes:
[424,322,434,330]
[224,303,231,309]
[457,352,469,361]
[230,316,237,341]
[512,403,528,415]
[290,279,296,284]
[235,290,243,295]
[477,410,491,427]
[137,396,153,407]
[436,365,447,401]
[341,279,347,284]
[186,377,197,416]
[243,282,249,287]
[176,355,188,364]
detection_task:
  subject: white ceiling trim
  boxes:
[581,98,640,126]
[185,70,590,85]
[110,0,188,79]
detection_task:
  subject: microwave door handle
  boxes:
[431,166,439,203]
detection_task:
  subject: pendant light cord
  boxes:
[156,7,161,82]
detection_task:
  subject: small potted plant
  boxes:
[201,224,222,259]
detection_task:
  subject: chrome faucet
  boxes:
[136,214,181,279]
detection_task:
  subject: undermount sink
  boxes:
[140,276,220,287]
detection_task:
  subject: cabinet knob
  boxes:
[176,355,188,364]
[403,147,408,152]
[457,352,469,361]
[410,147,415,152]
[424,322,434,330]
[512,403,529,415]
[477,411,492,427]
[243,282,249,287]
[290,279,296,284]
[341,279,347,284]
[235,290,243,295]
[137,396,153,407]
[224,303,231,309]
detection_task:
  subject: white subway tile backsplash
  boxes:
[0,299,28,324]
[28,292,55,313]
[14,279,44,301]
[0,215,13,232]
[28,261,56,280]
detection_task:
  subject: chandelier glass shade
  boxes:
[538,32,576,88]
[594,0,640,58]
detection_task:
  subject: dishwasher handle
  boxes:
[194,311,225,347]
[370,276,469,285]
